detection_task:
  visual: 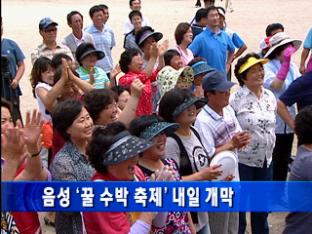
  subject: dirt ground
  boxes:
[2,0,312,233]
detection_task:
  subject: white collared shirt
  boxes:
[195,104,241,180]
[230,86,277,168]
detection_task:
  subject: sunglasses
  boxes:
[44,28,57,33]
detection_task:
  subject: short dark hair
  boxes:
[67,11,83,25]
[119,48,142,73]
[87,122,126,174]
[30,56,53,98]
[234,52,261,87]
[84,89,115,124]
[195,8,208,22]
[89,5,103,18]
[159,88,195,122]
[206,5,218,16]
[265,23,284,37]
[129,10,142,21]
[51,53,73,69]
[295,105,312,145]
[111,86,130,99]
[52,99,83,141]
[164,49,181,66]
[129,115,163,137]
[175,22,191,45]
[129,0,141,7]
[98,4,108,11]
[1,97,12,114]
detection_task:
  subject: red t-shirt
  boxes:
[83,167,145,234]
[11,160,41,234]
[118,70,158,116]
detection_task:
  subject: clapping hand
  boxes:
[150,165,176,181]
[200,164,223,180]
[232,131,251,150]
[158,39,169,57]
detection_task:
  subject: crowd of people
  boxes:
[1,0,312,233]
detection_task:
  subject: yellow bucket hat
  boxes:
[238,57,269,74]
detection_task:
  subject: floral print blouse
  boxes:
[50,141,94,234]
[230,86,277,168]
[138,159,192,234]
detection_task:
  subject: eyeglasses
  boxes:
[44,28,57,33]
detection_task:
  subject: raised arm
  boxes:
[119,79,145,127]
[16,110,48,181]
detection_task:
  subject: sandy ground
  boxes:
[2,0,312,233]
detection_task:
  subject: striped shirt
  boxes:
[85,24,116,73]
[31,42,74,65]
[76,66,110,89]
[195,105,242,157]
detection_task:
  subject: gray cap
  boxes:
[39,17,58,30]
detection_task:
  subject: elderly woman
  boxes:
[135,26,166,70]
[159,88,222,234]
[263,32,302,181]
[175,22,194,65]
[50,99,94,233]
[75,42,110,89]
[83,121,175,233]
[129,115,195,233]
[231,53,277,234]
[118,48,160,115]
[84,79,144,127]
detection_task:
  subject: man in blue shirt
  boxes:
[85,5,116,78]
[1,18,25,122]
[189,6,235,76]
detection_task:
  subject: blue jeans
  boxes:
[238,161,273,234]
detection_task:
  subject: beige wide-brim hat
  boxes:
[264,32,302,58]
[157,66,194,98]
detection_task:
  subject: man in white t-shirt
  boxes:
[124,0,151,35]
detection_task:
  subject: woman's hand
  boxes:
[199,164,222,180]
[21,109,43,155]
[158,40,169,57]
[150,42,159,59]
[61,59,70,82]
[2,126,26,162]
[130,79,145,98]
[150,165,176,181]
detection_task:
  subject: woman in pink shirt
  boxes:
[175,22,194,66]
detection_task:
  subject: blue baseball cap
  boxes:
[202,70,235,92]
[39,17,58,30]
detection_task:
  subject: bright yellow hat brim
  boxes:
[238,57,269,74]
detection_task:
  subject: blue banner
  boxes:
[1,181,312,212]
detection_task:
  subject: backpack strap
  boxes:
[167,133,193,177]
[190,126,202,144]
[167,132,199,224]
